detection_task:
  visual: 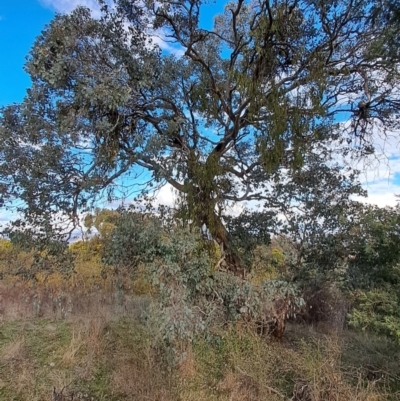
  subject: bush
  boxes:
[101,206,163,271]
[300,282,349,331]
[348,289,400,343]
[143,225,304,354]
[250,244,286,284]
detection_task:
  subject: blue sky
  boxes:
[0,0,226,104]
[0,1,55,105]
[0,0,400,209]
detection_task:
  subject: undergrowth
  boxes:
[0,285,399,401]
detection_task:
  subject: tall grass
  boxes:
[0,284,399,401]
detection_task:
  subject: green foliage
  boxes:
[0,223,75,280]
[349,289,400,343]
[250,244,286,283]
[69,237,102,262]
[0,239,34,281]
[262,153,400,338]
[146,227,215,347]
[224,210,275,267]
[268,152,365,283]
[142,223,303,349]
[84,208,120,239]
[344,205,400,342]
[346,205,400,288]
[275,188,400,340]
[101,206,163,271]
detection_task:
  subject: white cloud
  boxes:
[150,32,185,57]
[38,0,105,17]
[224,202,245,217]
[358,171,400,208]
[357,189,399,208]
[351,126,400,208]
[152,183,178,208]
[0,212,14,225]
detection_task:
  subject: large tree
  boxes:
[1,0,399,274]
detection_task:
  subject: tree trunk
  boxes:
[203,207,247,278]
[187,153,247,278]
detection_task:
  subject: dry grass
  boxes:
[0,337,25,363]
[61,329,84,367]
[0,281,148,323]
[0,284,399,401]
[187,323,400,401]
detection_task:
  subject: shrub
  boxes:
[300,282,349,331]
[250,244,286,284]
[348,289,400,343]
[101,206,163,271]
[143,225,304,353]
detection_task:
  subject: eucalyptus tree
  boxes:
[1,0,399,275]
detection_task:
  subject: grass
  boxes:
[0,283,400,401]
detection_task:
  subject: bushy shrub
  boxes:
[101,206,163,271]
[142,225,304,353]
[344,206,400,342]
[250,244,286,284]
[0,238,36,281]
[348,289,400,343]
[146,227,215,344]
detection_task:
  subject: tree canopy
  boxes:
[1,0,400,273]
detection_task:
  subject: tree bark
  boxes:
[201,204,247,278]
[187,151,247,278]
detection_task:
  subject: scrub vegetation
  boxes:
[1,0,400,399]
